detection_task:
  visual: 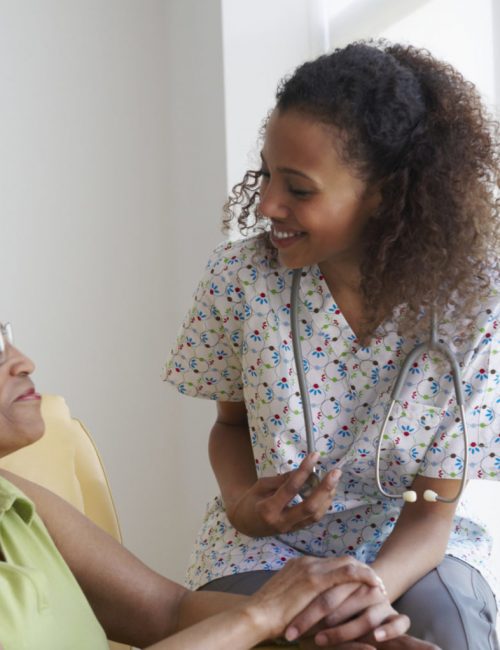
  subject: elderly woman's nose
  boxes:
[8,347,35,375]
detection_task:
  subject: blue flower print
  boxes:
[338,362,348,378]
[310,383,323,396]
[469,442,481,455]
[495,457,500,470]
[228,284,244,299]
[209,282,222,296]
[281,339,291,352]
[429,442,442,454]
[383,359,396,371]
[270,414,283,426]
[371,367,380,384]
[338,426,351,438]
[250,330,263,342]
[227,255,238,265]
[483,408,494,423]
[255,292,268,305]
[429,380,439,395]
[409,362,421,375]
[401,424,415,436]
[312,346,326,359]
[475,368,488,381]
[324,437,334,451]
[230,331,240,345]
[277,377,289,389]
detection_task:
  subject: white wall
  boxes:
[222,0,324,192]
[0,0,226,581]
[0,0,321,583]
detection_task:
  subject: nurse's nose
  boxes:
[259,177,289,220]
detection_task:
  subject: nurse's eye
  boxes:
[259,169,270,188]
[288,186,313,199]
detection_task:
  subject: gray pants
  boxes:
[199,555,499,649]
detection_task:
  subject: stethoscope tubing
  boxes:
[290,268,469,504]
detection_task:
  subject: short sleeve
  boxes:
[420,297,500,480]
[163,242,244,401]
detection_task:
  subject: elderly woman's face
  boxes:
[0,329,44,458]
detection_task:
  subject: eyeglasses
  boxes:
[0,323,14,365]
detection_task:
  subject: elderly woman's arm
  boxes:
[7,471,412,649]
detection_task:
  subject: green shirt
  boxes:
[0,474,109,650]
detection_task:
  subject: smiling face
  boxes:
[0,334,44,458]
[259,109,380,275]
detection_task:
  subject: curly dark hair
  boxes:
[223,41,500,338]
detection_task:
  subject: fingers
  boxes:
[266,456,340,532]
[314,604,410,647]
[323,583,387,627]
[286,582,360,640]
[282,559,383,641]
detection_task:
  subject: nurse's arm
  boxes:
[370,475,461,602]
[211,401,340,537]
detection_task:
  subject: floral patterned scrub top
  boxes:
[164,236,500,594]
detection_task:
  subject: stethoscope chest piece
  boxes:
[298,467,321,499]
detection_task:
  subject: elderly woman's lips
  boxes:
[15,388,41,402]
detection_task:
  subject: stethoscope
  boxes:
[290,268,469,504]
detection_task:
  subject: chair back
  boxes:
[0,394,128,650]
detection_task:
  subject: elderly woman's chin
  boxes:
[0,399,44,459]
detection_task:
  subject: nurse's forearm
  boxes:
[209,419,257,510]
[371,476,459,601]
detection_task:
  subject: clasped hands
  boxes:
[226,454,438,649]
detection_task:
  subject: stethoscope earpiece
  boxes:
[423,489,438,503]
[402,490,417,503]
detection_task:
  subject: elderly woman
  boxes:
[0,322,438,650]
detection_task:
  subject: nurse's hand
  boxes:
[225,452,340,537]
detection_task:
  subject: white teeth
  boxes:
[273,229,302,240]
